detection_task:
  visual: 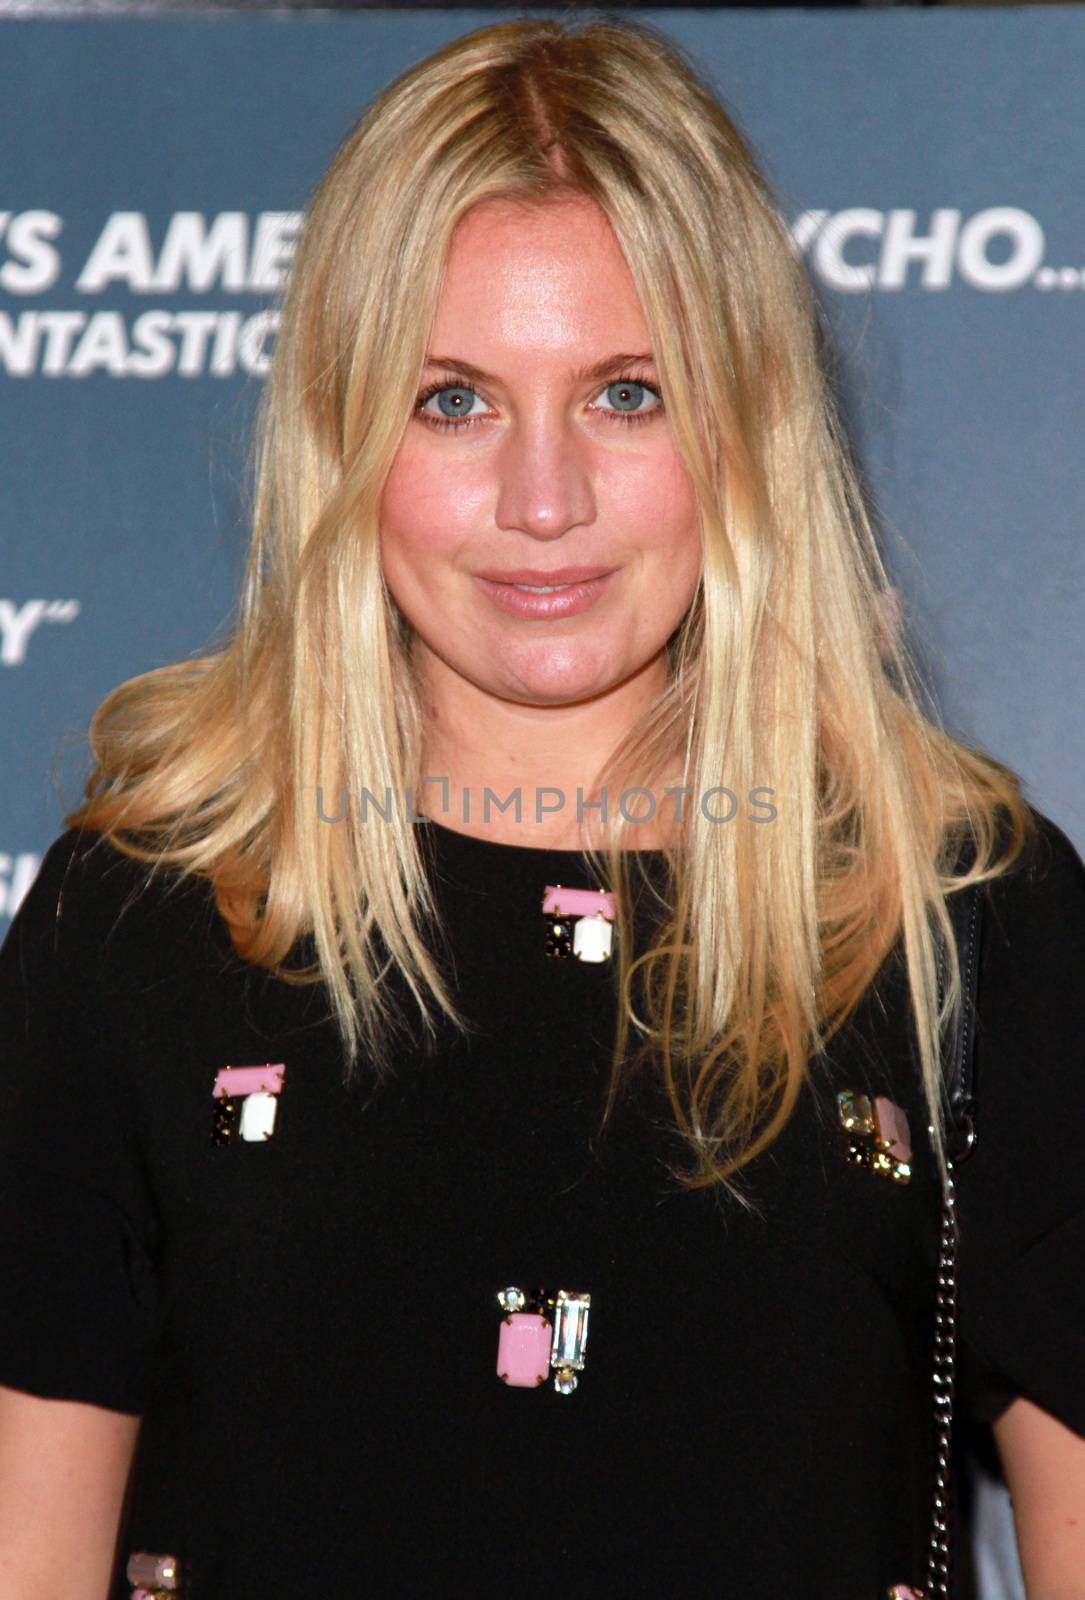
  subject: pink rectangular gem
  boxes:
[212,1063,285,1099]
[497,1313,552,1388]
[542,885,616,921]
[873,1096,912,1163]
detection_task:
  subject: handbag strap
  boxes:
[941,882,984,1157]
[921,879,985,1600]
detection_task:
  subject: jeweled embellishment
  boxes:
[549,1289,590,1395]
[495,1286,592,1393]
[838,1090,913,1183]
[210,1095,241,1147]
[542,884,616,963]
[887,1586,925,1598]
[497,1312,552,1387]
[126,1550,180,1593]
[572,912,613,963]
[238,1091,278,1142]
[495,1286,551,1388]
[210,1063,286,1146]
[838,1090,876,1137]
[544,912,574,960]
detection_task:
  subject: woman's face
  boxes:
[379,194,703,712]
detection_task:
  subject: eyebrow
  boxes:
[422,352,657,386]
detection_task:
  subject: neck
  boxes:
[413,649,679,849]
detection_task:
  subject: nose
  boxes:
[492,412,596,543]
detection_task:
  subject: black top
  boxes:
[1,811,1084,1599]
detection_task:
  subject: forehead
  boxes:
[430,195,652,362]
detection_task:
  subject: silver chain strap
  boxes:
[916,881,981,1600]
[925,1158,959,1599]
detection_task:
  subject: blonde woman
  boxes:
[1,16,1082,1600]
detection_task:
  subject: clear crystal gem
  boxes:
[497,1286,525,1313]
[837,1090,874,1135]
[550,1289,591,1371]
[553,1367,578,1395]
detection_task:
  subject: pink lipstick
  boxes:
[474,566,616,620]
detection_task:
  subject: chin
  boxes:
[507,678,612,709]
[491,644,622,706]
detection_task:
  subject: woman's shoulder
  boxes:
[954,807,1085,1435]
[1,827,226,990]
[963,803,1085,1163]
[980,806,1085,965]
[1005,804,1083,878]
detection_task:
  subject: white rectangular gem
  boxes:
[239,1091,278,1142]
[573,916,613,963]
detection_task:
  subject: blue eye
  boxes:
[414,372,664,433]
[596,379,661,418]
[420,384,484,424]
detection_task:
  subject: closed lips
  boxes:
[475,567,616,585]
[473,570,616,619]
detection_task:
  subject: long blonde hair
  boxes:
[69,14,1031,1200]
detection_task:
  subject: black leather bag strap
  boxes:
[938,880,985,1160]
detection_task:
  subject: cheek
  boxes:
[379,444,486,588]
[603,449,702,600]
